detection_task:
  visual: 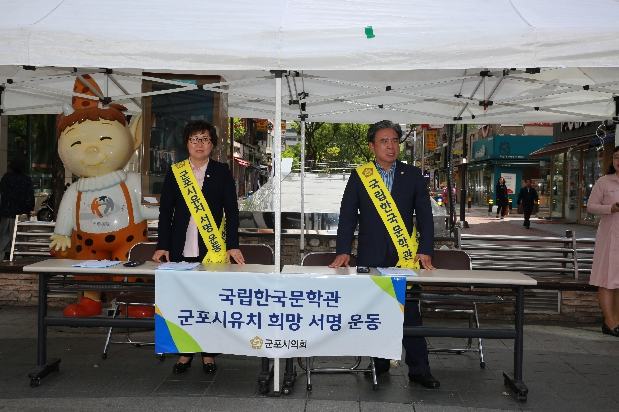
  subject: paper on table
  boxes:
[376,267,418,276]
[71,260,123,268]
[156,262,200,270]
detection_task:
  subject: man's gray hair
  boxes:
[367,120,403,143]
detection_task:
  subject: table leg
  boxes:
[282,358,297,395]
[258,357,273,394]
[28,273,60,387]
[503,285,528,402]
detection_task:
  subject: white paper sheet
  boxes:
[71,260,123,268]
[376,267,417,277]
[156,262,200,270]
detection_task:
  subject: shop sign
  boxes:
[257,120,268,131]
[425,131,437,150]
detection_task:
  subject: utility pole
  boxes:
[459,124,469,228]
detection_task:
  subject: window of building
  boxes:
[581,147,603,223]
[6,115,56,193]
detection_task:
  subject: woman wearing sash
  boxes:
[153,120,245,374]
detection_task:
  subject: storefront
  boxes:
[531,122,616,225]
[468,135,553,210]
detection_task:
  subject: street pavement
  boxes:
[1,210,615,412]
[454,204,598,240]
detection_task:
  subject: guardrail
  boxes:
[10,219,158,262]
[456,227,595,280]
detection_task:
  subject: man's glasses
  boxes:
[189,137,212,145]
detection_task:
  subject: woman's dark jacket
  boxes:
[496,183,509,206]
[156,160,240,262]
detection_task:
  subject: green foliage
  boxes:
[288,122,417,166]
[290,122,372,165]
[282,142,301,161]
[231,118,246,141]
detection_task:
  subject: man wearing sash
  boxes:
[153,120,244,374]
[330,120,439,389]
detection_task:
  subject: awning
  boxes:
[529,136,592,158]
[589,133,615,146]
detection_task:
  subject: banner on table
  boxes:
[155,271,406,359]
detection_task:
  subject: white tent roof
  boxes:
[2,0,619,123]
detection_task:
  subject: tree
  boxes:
[282,142,301,162]
[231,118,246,142]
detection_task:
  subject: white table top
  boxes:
[281,265,537,286]
[23,259,276,275]
[23,260,536,285]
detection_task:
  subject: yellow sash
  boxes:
[172,159,227,263]
[356,162,420,269]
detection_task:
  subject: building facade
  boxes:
[530,121,617,225]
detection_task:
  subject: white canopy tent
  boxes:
[1,0,619,123]
[3,0,619,261]
[4,0,619,393]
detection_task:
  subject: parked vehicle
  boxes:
[37,193,53,222]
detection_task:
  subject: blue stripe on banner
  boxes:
[392,276,406,307]
[155,313,177,354]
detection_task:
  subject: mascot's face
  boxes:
[58,119,135,178]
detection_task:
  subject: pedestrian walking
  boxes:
[587,146,619,337]
[517,178,538,229]
[495,177,509,219]
[0,157,35,261]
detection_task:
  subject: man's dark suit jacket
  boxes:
[336,161,434,267]
[157,159,240,262]
[517,186,538,210]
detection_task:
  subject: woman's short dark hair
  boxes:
[497,177,505,184]
[183,121,218,149]
[367,120,402,143]
[606,146,619,175]
[9,156,28,174]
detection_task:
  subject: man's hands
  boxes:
[415,253,435,270]
[611,203,619,213]
[49,234,71,252]
[329,253,435,270]
[152,250,169,263]
[329,254,350,268]
[227,248,245,264]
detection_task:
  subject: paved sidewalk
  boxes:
[452,204,598,239]
[1,306,618,411]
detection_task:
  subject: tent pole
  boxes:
[272,72,282,273]
[459,124,469,228]
[300,120,306,260]
[271,70,283,394]
[447,124,455,233]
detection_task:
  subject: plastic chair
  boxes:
[296,252,381,391]
[236,244,274,264]
[421,249,485,368]
[102,242,160,360]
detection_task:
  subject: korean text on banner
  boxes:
[155,271,406,359]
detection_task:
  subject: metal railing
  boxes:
[10,219,158,261]
[456,227,595,279]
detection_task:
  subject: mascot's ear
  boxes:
[128,114,143,151]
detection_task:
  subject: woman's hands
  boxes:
[611,203,619,213]
[152,250,170,263]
